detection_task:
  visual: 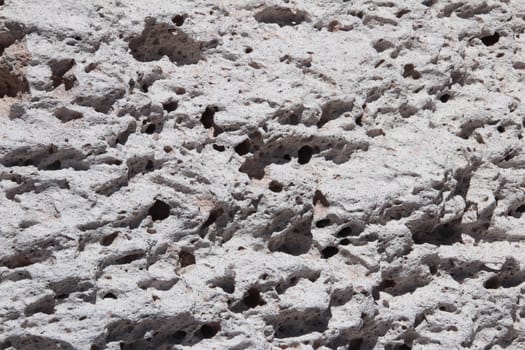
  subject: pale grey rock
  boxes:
[1,0,525,349]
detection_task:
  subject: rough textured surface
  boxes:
[1,0,525,349]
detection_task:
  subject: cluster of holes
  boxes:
[402,64,421,79]
[128,19,206,65]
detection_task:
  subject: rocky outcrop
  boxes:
[1,1,525,349]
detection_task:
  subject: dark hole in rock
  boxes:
[269,180,283,192]
[63,75,77,90]
[399,103,418,118]
[46,160,62,170]
[402,64,421,79]
[103,293,117,299]
[145,160,154,171]
[213,144,225,152]
[297,145,313,164]
[339,238,350,245]
[145,124,156,134]
[396,9,410,18]
[313,190,329,207]
[272,310,329,338]
[171,330,186,344]
[234,139,251,155]
[349,338,363,349]
[289,113,300,125]
[201,106,215,129]
[243,287,266,308]
[373,38,394,52]
[497,125,505,133]
[269,224,313,256]
[422,0,437,6]
[245,46,253,53]
[115,253,144,265]
[516,204,525,213]
[483,276,500,289]
[128,20,207,65]
[199,323,220,338]
[439,94,450,103]
[481,32,500,46]
[379,279,396,290]
[283,154,291,161]
[149,200,170,221]
[162,100,178,112]
[438,304,457,312]
[212,125,224,137]
[356,115,363,126]
[201,207,224,228]
[179,250,195,267]
[321,246,339,259]
[100,232,119,246]
[171,15,185,26]
[315,219,331,228]
[84,62,97,73]
[254,6,308,27]
[175,87,186,95]
[214,277,235,293]
[163,145,173,153]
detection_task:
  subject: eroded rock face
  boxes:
[0,0,525,349]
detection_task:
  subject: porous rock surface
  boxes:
[1,0,525,349]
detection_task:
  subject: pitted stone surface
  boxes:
[1,1,525,349]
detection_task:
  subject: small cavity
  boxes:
[100,232,119,246]
[171,15,185,26]
[243,287,266,308]
[297,145,313,164]
[149,200,171,221]
[321,246,339,259]
[162,100,178,112]
[179,250,195,267]
[269,180,283,193]
[234,139,251,155]
[198,323,220,339]
[481,32,500,46]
